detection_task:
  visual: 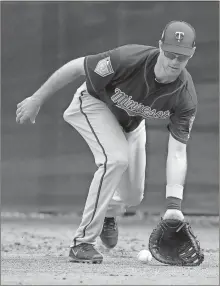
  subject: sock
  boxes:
[166,196,182,211]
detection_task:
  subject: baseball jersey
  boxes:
[84,44,197,144]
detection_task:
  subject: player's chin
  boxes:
[168,66,180,73]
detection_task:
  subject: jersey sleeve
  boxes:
[167,89,197,144]
[84,49,118,95]
[84,45,150,96]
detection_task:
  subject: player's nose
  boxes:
[171,57,179,64]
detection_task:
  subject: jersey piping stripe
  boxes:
[84,56,99,94]
[73,92,108,246]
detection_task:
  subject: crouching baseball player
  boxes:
[16,21,204,266]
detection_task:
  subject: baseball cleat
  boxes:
[100,217,118,249]
[69,243,103,264]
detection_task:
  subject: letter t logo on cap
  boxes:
[175,31,184,42]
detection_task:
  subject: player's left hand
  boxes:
[163,209,185,221]
[16,96,41,124]
[148,218,204,266]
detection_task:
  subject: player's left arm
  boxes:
[166,133,187,200]
[165,103,197,206]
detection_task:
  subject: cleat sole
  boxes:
[69,257,103,264]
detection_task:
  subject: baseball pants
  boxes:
[63,82,146,246]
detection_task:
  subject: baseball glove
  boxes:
[148,218,204,266]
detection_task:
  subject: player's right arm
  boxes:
[16,57,85,124]
[16,44,150,124]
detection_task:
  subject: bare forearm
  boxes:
[32,57,85,104]
[165,134,188,201]
[166,150,187,186]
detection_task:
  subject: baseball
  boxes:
[137,249,152,263]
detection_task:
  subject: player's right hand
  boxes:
[16,96,41,124]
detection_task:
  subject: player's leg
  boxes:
[106,120,147,216]
[123,120,147,206]
[63,83,129,262]
[100,120,146,250]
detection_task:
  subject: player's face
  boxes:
[159,49,191,76]
[157,41,195,78]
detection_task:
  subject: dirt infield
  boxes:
[1,214,219,285]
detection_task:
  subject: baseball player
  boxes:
[16,21,198,264]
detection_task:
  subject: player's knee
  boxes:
[63,109,70,122]
[108,152,129,170]
[113,157,129,170]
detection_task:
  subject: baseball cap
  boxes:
[161,21,196,56]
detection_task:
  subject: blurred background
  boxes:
[1,1,219,215]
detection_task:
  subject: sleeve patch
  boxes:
[94,56,114,77]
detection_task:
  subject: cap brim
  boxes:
[161,43,194,56]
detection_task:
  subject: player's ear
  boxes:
[188,47,196,60]
[158,40,163,52]
[190,47,196,58]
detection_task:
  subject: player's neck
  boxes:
[154,62,180,84]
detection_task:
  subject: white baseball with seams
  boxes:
[137,249,152,263]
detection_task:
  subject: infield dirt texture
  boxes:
[1,214,219,285]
